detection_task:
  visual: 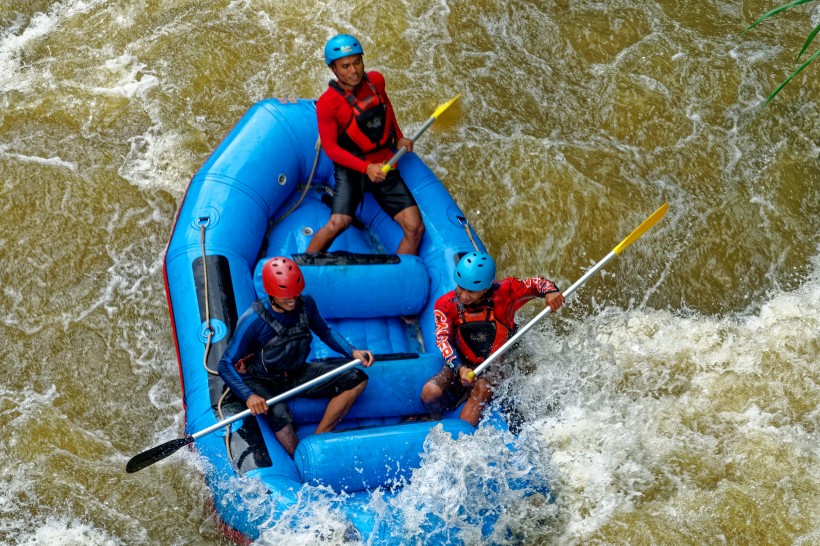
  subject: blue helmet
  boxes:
[324,34,364,66]
[454,252,496,291]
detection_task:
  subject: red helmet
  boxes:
[262,257,305,298]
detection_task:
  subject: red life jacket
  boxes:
[453,299,513,365]
[329,74,395,158]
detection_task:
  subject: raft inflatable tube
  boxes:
[163,98,546,543]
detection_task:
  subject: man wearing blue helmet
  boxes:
[421,252,565,425]
[306,34,425,255]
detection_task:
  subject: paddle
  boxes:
[381,93,461,172]
[126,358,363,473]
[468,203,669,379]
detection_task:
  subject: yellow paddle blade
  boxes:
[431,93,461,120]
[613,203,669,255]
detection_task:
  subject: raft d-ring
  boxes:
[199,319,227,344]
[447,205,470,228]
[190,207,221,230]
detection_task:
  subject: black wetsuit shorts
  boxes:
[332,165,417,218]
[236,362,367,432]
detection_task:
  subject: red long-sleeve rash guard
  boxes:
[316,70,404,173]
[434,277,560,371]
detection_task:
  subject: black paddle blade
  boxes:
[126,435,195,473]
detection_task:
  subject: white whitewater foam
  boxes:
[522,252,820,542]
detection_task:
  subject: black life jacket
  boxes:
[243,298,313,378]
[329,74,394,157]
[453,290,513,365]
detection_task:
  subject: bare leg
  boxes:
[306,213,353,253]
[458,379,492,426]
[393,206,424,255]
[274,424,299,457]
[421,381,445,420]
[314,379,367,434]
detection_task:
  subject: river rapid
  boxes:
[1,0,818,544]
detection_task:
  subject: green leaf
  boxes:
[796,23,820,60]
[764,48,820,104]
[742,0,815,35]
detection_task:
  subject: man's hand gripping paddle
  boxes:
[381,94,461,173]
[468,203,670,379]
[126,358,364,473]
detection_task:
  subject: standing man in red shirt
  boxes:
[306,34,425,256]
[421,252,565,426]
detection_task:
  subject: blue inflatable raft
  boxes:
[163,98,538,542]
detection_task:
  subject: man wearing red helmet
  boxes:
[218,257,374,457]
[306,33,425,256]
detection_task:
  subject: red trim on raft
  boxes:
[163,116,253,546]
[204,493,253,545]
[162,113,246,414]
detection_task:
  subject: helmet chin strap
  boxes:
[269,296,296,313]
[330,59,364,91]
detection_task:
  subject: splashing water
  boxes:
[0,0,817,543]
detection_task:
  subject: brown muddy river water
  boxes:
[1,1,818,544]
